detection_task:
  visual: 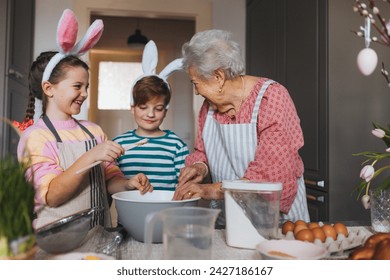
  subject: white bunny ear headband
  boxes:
[130,40,183,109]
[42,9,104,83]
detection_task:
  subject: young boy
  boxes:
[113,41,188,191]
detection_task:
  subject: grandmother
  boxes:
[173,29,309,224]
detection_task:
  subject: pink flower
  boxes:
[360,165,375,182]
[372,128,386,138]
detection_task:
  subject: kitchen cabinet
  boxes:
[246,0,390,222]
[0,0,35,158]
[247,0,328,221]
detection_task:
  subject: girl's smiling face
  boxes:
[44,66,89,120]
[131,95,167,136]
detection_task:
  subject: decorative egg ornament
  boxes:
[357,47,378,76]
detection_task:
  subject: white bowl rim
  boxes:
[256,239,328,260]
[112,190,201,203]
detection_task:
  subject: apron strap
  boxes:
[251,79,275,123]
[74,119,96,140]
[42,115,96,143]
[42,114,62,142]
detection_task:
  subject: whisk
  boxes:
[98,226,127,258]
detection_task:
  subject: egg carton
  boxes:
[280,224,373,255]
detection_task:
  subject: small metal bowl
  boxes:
[35,207,100,254]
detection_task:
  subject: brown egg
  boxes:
[295,228,315,242]
[282,221,295,235]
[308,222,320,230]
[311,227,326,242]
[293,224,308,236]
[333,222,348,237]
[295,220,307,227]
[322,224,337,240]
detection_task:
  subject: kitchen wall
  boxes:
[34,0,246,142]
[328,0,390,221]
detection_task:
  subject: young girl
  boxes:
[113,41,188,191]
[17,10,151,230]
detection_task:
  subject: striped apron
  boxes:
[35,115,111,229]
[202,79,309,225]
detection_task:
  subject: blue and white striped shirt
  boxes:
[113,129,189,191]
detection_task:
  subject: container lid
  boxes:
[222,180,282,191]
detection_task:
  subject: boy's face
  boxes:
[131,95,167,135]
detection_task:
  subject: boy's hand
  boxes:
[127,173,153,194]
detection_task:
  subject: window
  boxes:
[97,61,142,110]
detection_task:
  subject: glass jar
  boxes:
[370,189,390,233]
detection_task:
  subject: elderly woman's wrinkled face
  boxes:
[188,66,221,109]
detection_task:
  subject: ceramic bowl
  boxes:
[256,239,329,260]
[35,207,99,254]
[112,190,200,243]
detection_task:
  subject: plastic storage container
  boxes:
[222,180,282,249]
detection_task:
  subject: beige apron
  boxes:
[35,115,111,229]
[202,79,309,225]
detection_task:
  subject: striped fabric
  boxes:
[113,129,189,191]
[280,177,310,222]
[203,80,274,225]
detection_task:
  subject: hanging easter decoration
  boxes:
[357,17,378,76]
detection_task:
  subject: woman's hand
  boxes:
[127,173,153,194]
[173,182,223,201]
[178,162,208,186]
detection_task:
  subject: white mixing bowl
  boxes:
[112,190,200,243]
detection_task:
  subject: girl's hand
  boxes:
[127,173,153,194]
[90,141,124,163]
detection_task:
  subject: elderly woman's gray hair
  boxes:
[182,29,245,80]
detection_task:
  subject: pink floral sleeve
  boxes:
[243,82,304,214]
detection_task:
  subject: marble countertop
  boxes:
[34,224,373,260]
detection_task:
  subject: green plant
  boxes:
[0,118,35,257]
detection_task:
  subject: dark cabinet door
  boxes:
[3,0,35,157]
[246,0,328,221]
[246,0,283,81]
[8,0,34,87]
[7,79,29,155]
[306,187,328,222]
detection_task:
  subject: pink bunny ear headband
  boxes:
[42,9,104,83]
[130,40,183,109]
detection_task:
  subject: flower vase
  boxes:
[370,189,390,233]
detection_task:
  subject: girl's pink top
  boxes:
[17,118,124,207]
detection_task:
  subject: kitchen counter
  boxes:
[34,226,259,260]
[34,224,373,260]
